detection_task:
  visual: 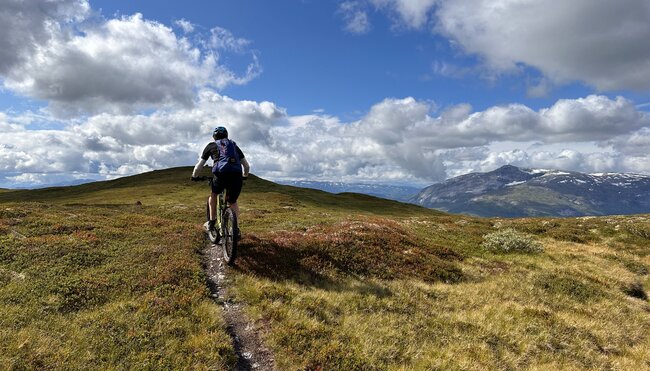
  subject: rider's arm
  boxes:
[236,145,249,177]
[192,158,207,178]
[241,158,250,177]
[192,144,213,178]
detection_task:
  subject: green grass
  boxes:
[1,167,650,369]
[0,202,235,369]
[457,185,599,217]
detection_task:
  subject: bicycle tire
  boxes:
[222,207,238,265]
[206,200,219,244]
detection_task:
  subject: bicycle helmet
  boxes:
[213,126,228,140]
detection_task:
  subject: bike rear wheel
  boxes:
[221,208,238,265]
[206,200,219,244]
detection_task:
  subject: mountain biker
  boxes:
[191,126,250,238]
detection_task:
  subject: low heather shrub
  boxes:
[622,281,648,300]
[625,223,650,240]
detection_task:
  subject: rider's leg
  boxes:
[209,192,217,222]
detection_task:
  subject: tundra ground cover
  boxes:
[1,167,649,369]
[231,214,650,369]
[0,202,235,369]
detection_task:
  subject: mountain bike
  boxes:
[195,176,238,265]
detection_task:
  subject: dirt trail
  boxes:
[203,241,276,371]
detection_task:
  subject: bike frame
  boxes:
[215,186,229,231]
[199,175,238,265]
[208,178,234,239]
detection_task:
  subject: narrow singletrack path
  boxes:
[203,241,276,371]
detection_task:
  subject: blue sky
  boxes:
[2,0,650,188]
[87,0,647,116]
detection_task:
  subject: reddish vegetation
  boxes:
[237,218,463,283]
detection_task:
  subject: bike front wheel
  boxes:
[221,208,238,265]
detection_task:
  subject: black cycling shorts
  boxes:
[211,172,243,203]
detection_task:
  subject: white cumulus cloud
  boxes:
[358,0,650,92]
[0,1,260,115]
[434,0,650,90]
[1,92,650,187]
[0,0,90,75]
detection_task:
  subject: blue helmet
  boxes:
[213,126,228,140]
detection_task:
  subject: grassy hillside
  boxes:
[0,169,237,369]
[1,167,649,369]
[469,185,600,217]
[447,185,599,218]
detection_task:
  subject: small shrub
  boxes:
[0,270,11,285]
[546,225,597,244]
[603,253,649,275]
[54,276,110,312]
[0,208,28,218]
[623,260,649,276]
[622,281,648,300]
[237,219,464,284]
[625,224,650,240]
[536,273,603,302]
[482,228,543,253]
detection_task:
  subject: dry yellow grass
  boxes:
[1,168,649,369]
[230,216,650,369]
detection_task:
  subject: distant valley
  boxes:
[276,180,421,202]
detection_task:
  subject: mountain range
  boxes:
[5,165,648,218]
[412,165,650,217]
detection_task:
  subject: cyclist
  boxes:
[191,126,249,238]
